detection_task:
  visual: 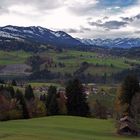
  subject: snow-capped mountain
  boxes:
[0,25,82,47]
[78,38,140,48]
[0,25,140,49]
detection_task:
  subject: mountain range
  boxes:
[78,38,140,48]
[0,25,82,48]
[0,25,140,49]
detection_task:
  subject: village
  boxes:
[31,83,107,97]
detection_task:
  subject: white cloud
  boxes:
[0,0,140,38]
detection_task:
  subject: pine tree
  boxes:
[25,85,35,101]
[121,75,139,104]
[46,86,59,115]
[7,86,15,98]
[12,79,17,86]
[66,79,89,117]
[15,89,29,119]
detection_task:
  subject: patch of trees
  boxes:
[0,85,47,121]
[29,69,61,80]
[89,100,108,119]
[0,79,91,121]
[74,62,90,76]
[112,65,140,82]
[26,55,45,72]
[0,38,45,52]
[109,47,140,59]
[71,73,109,84]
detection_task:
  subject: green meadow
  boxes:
[0,116,138,140]
[41,50,140,75]
[0,51,31,65]
[0,50,139,76]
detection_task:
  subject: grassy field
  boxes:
[0,50,140,77]
[0,50,31,65]
[41,50,140,76]
[0,116,139,140]
[29,82,62,87]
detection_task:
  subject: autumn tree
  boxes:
[115,75,140,118]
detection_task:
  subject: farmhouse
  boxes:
[118,116,139,136]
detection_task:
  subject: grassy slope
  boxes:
[0,51,31,65]
[0,50,140,76]
[41,50,140,75]
[0,116,139,140]
[29,82,62,87]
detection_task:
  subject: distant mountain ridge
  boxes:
[0,25,82,47]
[0,25,140,49]
[78,38,140,48]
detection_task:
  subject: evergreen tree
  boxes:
[15,89,29,119]
[25,85,35,101]
[119,75,139,105]
[0,79,5,84]
[66,79,89,117]
[0,85,4,91]
[116,75,140,117]
[46,86,59,115]
[12,79,17,86]
[7,86,15,98]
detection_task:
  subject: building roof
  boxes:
[119,122,137,132]
[120,116,133,122]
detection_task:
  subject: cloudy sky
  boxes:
[0,0,140,38]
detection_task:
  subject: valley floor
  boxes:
[0,116,139,140]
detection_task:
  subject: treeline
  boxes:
[1,75,139,122]
[112,65,140,81]
[0,79,90,121]
[109,47,140,59]
[0,38,47,52]
[0,85,46,121]
[115,75,140,136]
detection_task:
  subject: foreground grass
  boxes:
[0,116,139,140]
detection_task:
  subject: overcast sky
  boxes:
[0,0,140,38]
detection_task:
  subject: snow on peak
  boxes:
[2,26,19,32]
